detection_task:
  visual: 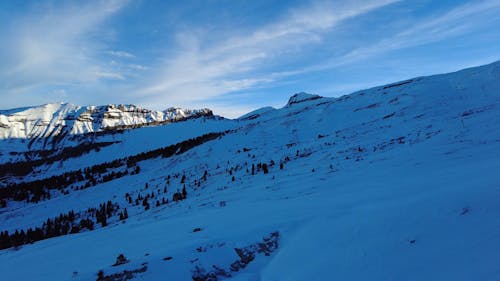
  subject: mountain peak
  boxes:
[286,92,322,106]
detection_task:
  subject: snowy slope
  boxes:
[0,61,499,281]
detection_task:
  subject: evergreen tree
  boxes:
[262,163,269,174]
[182,185,187,199]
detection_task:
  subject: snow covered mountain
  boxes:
[0,61,499,281]
[0,103,214,163]
[0,102,212,143]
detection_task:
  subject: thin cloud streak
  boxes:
[107,50,135,58]
[135,0,400,106]
[320,0,500,69]
[94,72,126,80]
[237,0,500,94]
[0,0,128,96]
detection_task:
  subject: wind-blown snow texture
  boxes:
[0,61,499,281]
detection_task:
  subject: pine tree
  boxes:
[182,185,187,199]
[97,270,105,281]
[101,215,107,227]
[262,163,269,174]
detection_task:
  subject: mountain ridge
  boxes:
[0,102,213,140]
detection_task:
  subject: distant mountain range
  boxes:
[0,102,212,139]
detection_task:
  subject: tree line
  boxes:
[0,200,122,250]
[0,131,226,205]
[0,141,117,178]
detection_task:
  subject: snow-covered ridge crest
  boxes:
[0,102,213,139]
[238,106,277,120]
[286,92,322,106]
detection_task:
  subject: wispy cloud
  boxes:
[94,71,125,80]
[231,0,500,101]
[128,64,148,71]
[0,0,128,97]
[396,0,500,43]
[324,0,500,68]
[135,0,400,107]
[108,50,135,58]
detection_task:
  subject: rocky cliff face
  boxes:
[0,103,213,140]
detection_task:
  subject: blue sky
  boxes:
[0,0,499,117]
